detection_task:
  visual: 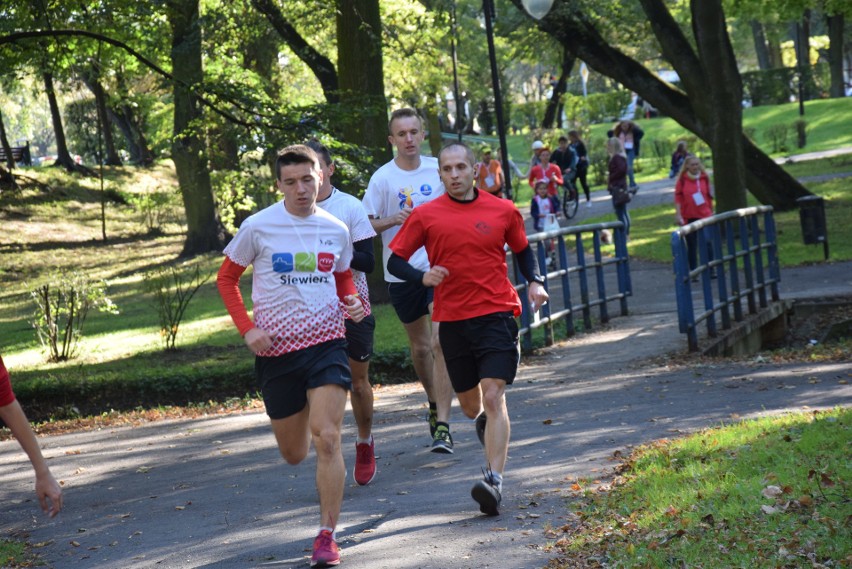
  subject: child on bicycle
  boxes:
[530,179,560,265]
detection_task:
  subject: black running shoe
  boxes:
[431,424,454,454]
[471,477,501,516]
[475,413,487,447]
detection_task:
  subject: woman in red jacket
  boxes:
[528,147,563,210]
[674,155,714,273]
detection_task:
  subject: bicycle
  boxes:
[561,177,579,219]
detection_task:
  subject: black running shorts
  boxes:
[344,313,375,362]
[254,339,351,420]
[388,280,433,324]
[438,311,520,393]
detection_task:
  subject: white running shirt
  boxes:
[223,201,353,356]
[361,156,443,282]
[317,187,376,315]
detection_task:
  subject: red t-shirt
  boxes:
[528,163,563,197]
[389,191,528,322]
[0,355,15,407]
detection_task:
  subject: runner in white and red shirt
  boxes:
[216,144,364,568]
[308,139,379,488]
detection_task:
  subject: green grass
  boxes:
[546,408,851,568]
[493,97,852,205]
[0,539,29,568]
[581,156,852,267]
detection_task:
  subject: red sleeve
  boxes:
[334,269,357,299]
[674,175,685,206]
[388,211,426,261]
[507,206,531,253]
[0,356,15,407]
[528,165,541,187]
[216,258,255,337]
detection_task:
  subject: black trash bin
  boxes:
[796,195,829,259]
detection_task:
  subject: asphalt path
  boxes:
[2,157,851,568]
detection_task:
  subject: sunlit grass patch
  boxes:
[547,408,851,568]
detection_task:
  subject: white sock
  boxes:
[356,435,372,445]
[489,471,503,492]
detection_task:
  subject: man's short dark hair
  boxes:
[305,139,332,167]
[558,135,568,143]
[438,141,475,167]
[276,144,319,180]
[388,107,423,133]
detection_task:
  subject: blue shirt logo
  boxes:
[420,184,433,196]
[272,253,294,273]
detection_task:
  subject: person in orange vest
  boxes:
[476,146,505,198]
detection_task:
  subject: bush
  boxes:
[211,170,274,234]
[144,265,212,351]
[764,124,790,153]
[128,190,178,234]
[29,272,119,362]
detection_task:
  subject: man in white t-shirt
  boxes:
[308,139,379,487]
[361,107,455,454]
[216,144,365,568]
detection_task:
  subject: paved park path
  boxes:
[2,151,851,569]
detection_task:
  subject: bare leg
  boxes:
[429,321,454,424]
[457,378,509,473]
[269,407,312,465]
[349,358,373,440]
[308,384,348,529]
[402,315,436,401]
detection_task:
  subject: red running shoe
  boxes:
[354,438,377,486]
[310,530,340,567]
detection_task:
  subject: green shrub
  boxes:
[29,271,119,362]
[128,190,177,234]
[144,265,212,351]
[764,123,790,153]
[211,169,273,234]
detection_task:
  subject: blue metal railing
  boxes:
[510,220,632,352]
[671,206,780,352]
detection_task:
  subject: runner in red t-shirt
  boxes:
[387,141,549,517]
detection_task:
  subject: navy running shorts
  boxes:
[344,313,375,362]
[388,280,433,324]
[438,311,520,393]
[254,339,351,420]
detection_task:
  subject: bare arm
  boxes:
[0,401,63,517]
[368,208,412,234]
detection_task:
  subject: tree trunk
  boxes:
[336,0,391,303]
[826,13,845,98]
[43,72,77,172]
[0,110,16,170]
[252,0,339,104]
[691,0,747,212]
[750,21,772,71]
[516,0,811,211]
[792,11,815,100]
[542,48,574,129]
[81,71,123,166]
[423,103,443,157]
[168,0,226,256]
